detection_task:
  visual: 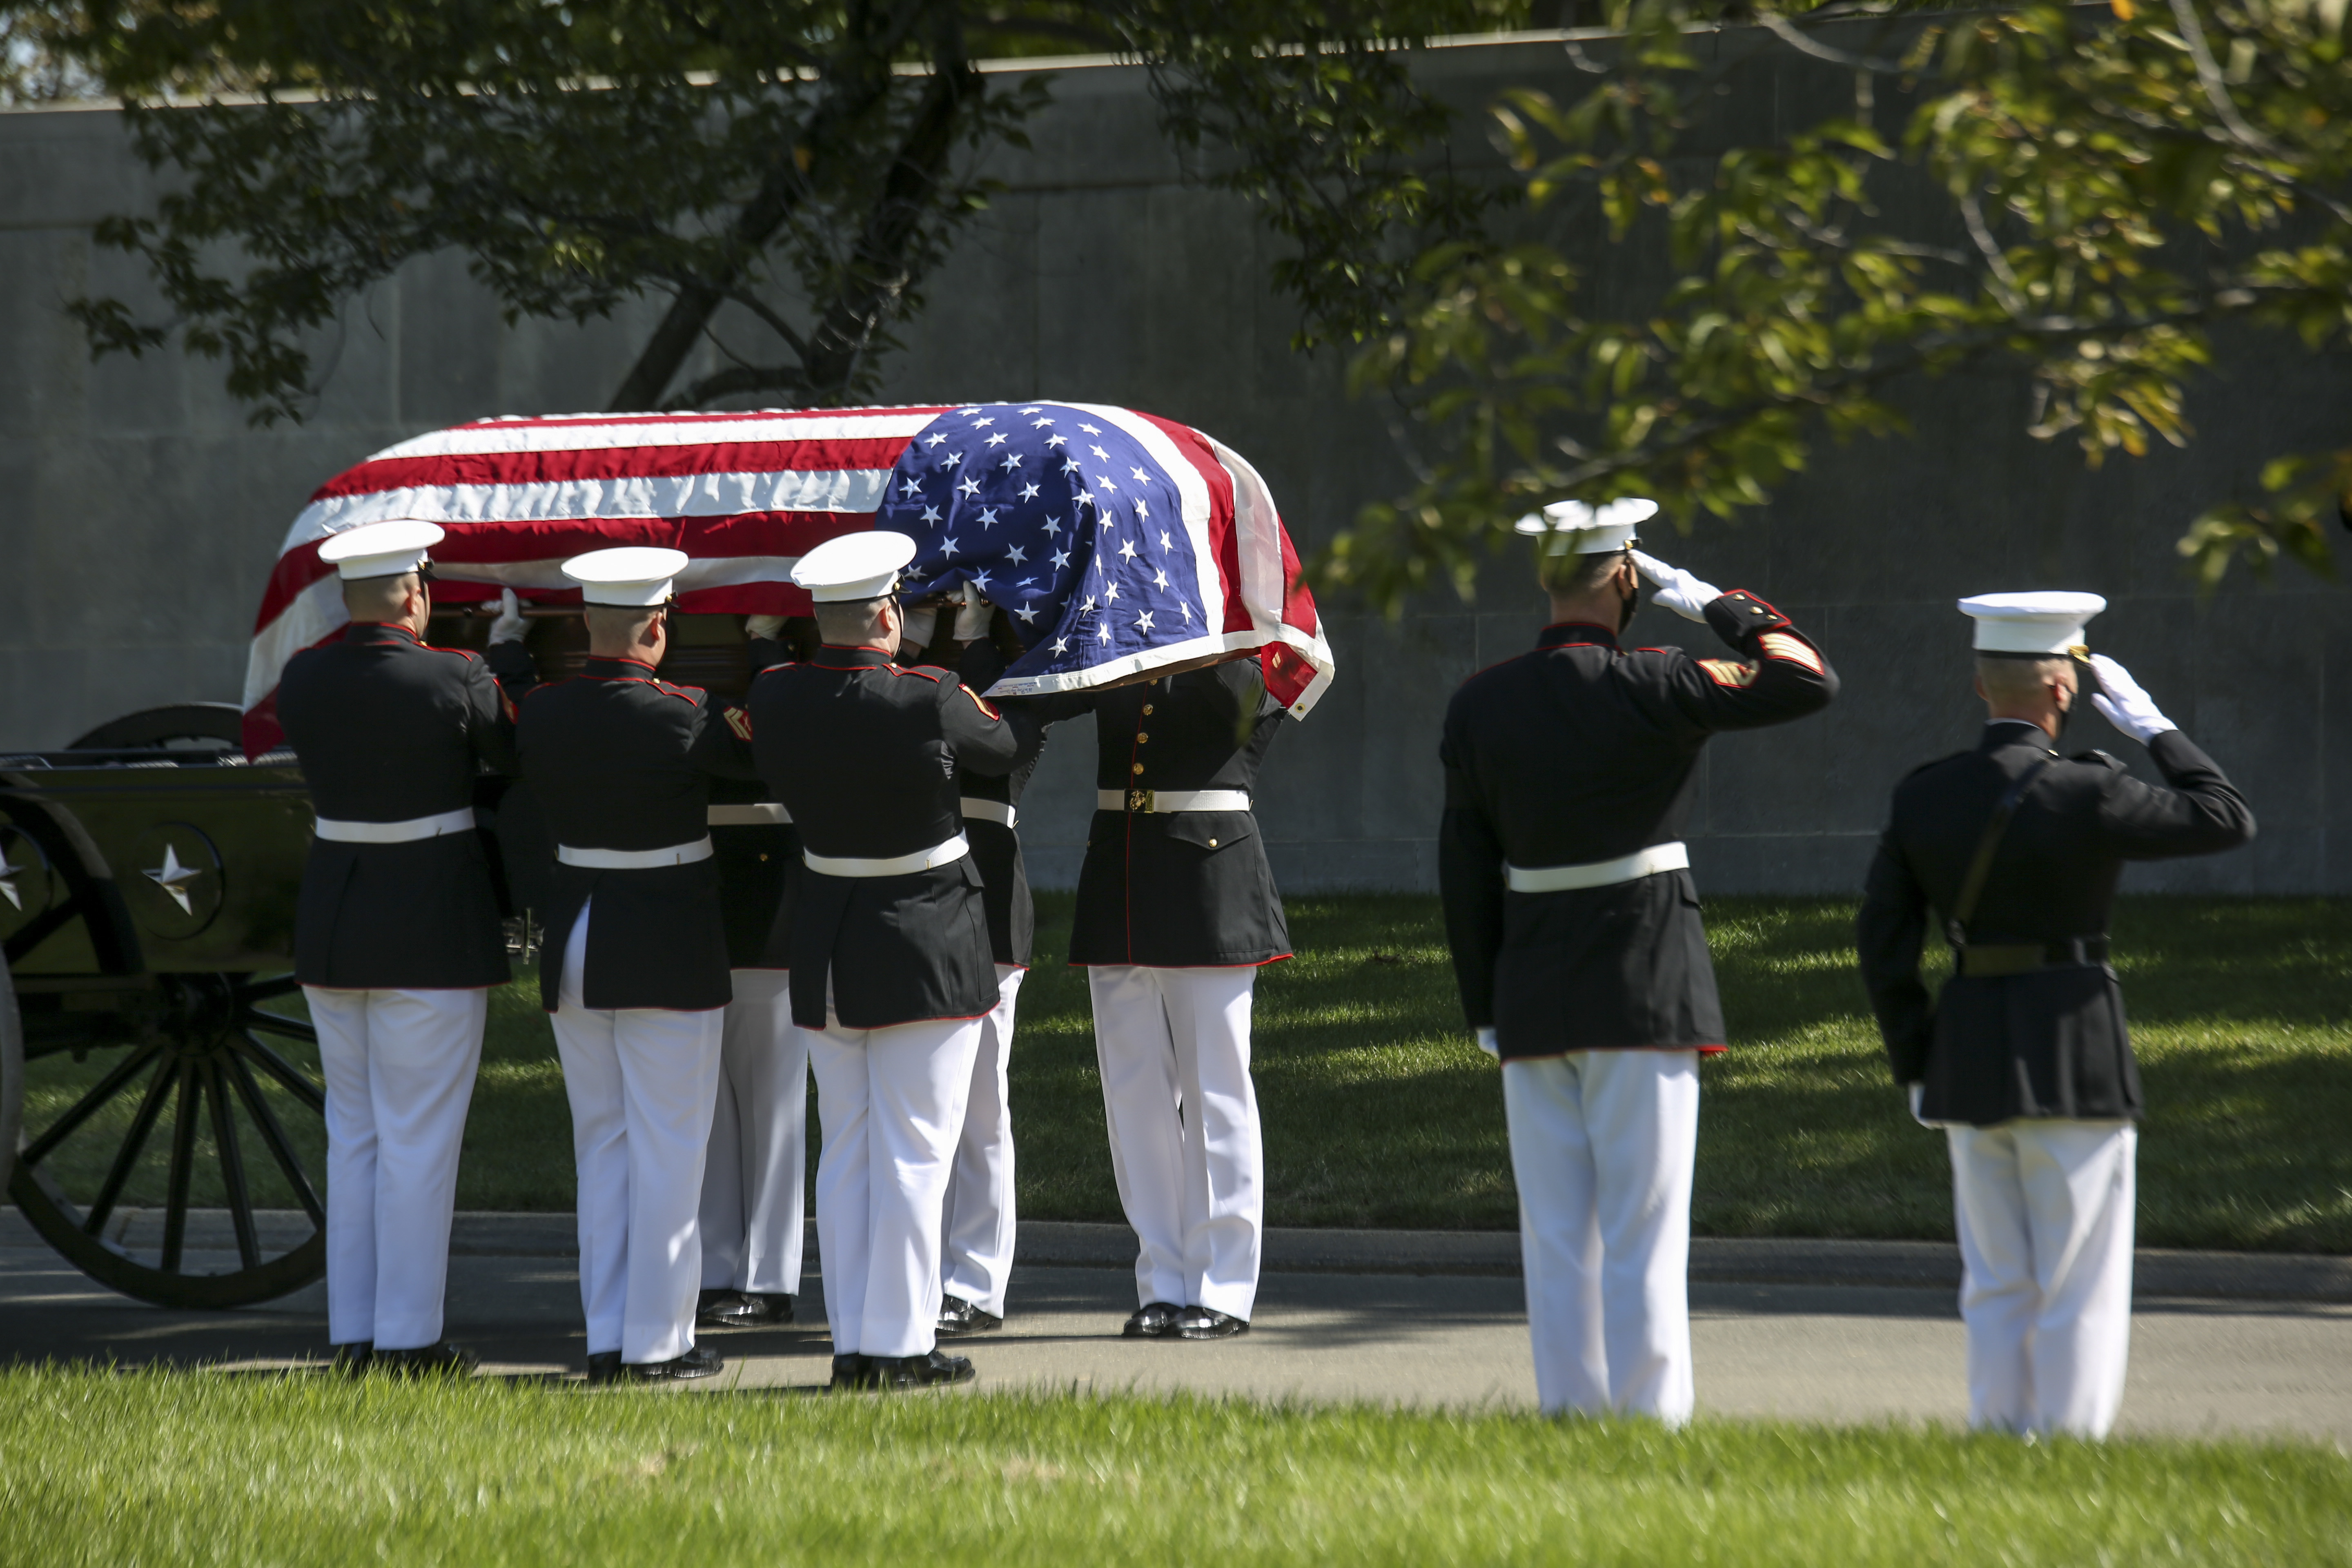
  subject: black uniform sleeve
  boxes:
[940,676,1025,777]
[1855,828,1935,1084]
[687,694,761,781]
[1437,722,1506,1032]
[746,637,792,676]
[484,639,538,699]
[1659,592,1840,734]
[463,653,524,775]
[2098,730,2256,858]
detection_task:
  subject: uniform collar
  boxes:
[344,621,421,647]
[811,644,896,671]
[1537,621,1620,652]
[583,655,658,679]
[1978,717,2056,754]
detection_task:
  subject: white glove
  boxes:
[487,588,527,645]
[746,614,786,641]
[1475,1027,1500,1059]
[2087,654,2176,745]
[1629,550,1723,623]
[953,581,992,642]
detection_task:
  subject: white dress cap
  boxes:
[791,530,918,604]
[318,519,446,581]
[562,546,691,606]
[1512,497,1659,555]
[1959,591,2108,655]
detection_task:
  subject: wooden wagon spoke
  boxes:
[203,1060,262,1271]
[231,1033,326,1114]
[243,1008,317,1047]
[238,974,302,1004]
[224,1050,324,1226]
[80,1050,179,1239]
[3,902,79,967]
[158,1064,202,1273]
[18,1040,165,1168]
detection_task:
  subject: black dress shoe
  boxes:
[330,1341,374,1377]
[628,1343,724,1382]
[875,1350,976,1389]
[937,1294,1003,1337]
[702,1290,795,1329]
[584,1351,624,1386]
[829,1353,879,1390]
[376,1341,481,1376]
[1174,1307,1249,1341]
[1122,1301,1185,1339]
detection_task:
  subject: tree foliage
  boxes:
[1329,0,2352,608]
[42,0,1514,423]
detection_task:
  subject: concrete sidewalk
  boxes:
[5,1210,2350,1443]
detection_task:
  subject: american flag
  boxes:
[241,401,1331,757]
[877,402,1333,715]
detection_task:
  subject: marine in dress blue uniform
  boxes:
[1439,500,1838,1421]
[277,519,536,1376]
[746,533,1029,1390]
[1857,593,2254,1437]
[695,620,808,1332]
[518,547,751,1384]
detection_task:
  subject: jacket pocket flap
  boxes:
[1162,811,1255,851]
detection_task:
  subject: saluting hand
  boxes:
[2086,654,2177,745]
[488,588,528,645]
[1629,550,1723,623]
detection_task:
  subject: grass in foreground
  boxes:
[21,896,2352,1250]
[1,1369,2345,1567]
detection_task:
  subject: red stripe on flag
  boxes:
[252,512,879,631]
[433,406,951,432]
[1132,412,1251,636]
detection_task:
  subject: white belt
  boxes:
[313,806,477,844]
[557,837,715,870]
[803,833,969,878]
[1097,788,1251,813]
[708,803,793,826]
[1505,842,1688,894]
[960,797,1017,829]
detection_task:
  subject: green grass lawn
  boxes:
[20,896,2352,1250]
[1,1369,2344,1567]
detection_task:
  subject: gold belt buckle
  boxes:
[1128,788,1154,813]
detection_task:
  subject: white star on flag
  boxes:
[1019,482,1041,500]
[900,476,922,497]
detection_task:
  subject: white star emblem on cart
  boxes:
[143,842,204,915]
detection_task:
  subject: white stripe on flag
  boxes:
[365,410,940,461]
[280,469,891,553]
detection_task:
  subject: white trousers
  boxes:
[1948,1120,2137,1439]
[941,964,1023,1316]
[1088,964,1264,1320]
[550,901,725,1364]
[806,990,982,1359]
[699,968,808,1296]
[1502,1050,1699,1423]
[308,985,486,1351]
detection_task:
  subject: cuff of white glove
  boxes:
[1475,1027,1499,1059]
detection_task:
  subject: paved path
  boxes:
[4,1237,2348,1443]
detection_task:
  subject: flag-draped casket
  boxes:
[241,403,1335,757]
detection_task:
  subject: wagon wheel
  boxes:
[0,962,20,1198]
[7,974,327,1309]
[67,703,244,753]
[2,793,326,1309]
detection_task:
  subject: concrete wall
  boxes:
[3,33,2347,894]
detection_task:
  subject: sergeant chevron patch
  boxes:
[1758,632,1824,675]
[724,706,754,742]
[1699,658,1759,688]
